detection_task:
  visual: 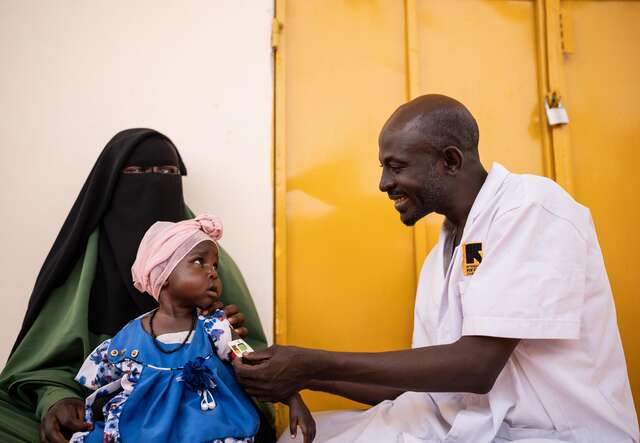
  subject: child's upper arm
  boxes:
[75,339,123,390]
[203,310,233,361]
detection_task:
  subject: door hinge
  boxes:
[559,7,575,54]
[272,18,283,50]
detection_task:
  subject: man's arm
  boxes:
[307,380,406,406]
[233,335,519,402]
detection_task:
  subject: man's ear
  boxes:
[442,145,464,174]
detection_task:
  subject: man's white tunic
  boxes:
[279,163,638,443]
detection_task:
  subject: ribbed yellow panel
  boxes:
[277,0,415,413]
[415,0,545,174]
[560,0,640,414]
[411,0,547,254]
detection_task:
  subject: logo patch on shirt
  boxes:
[462,242,483,276]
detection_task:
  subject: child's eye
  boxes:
[193,258,203,265]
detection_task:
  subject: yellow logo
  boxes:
[462,242,483,276]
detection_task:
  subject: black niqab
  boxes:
[90,136,186,335]
[12,128,188,354]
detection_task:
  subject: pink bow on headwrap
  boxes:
[131,214,223,300]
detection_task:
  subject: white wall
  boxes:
[0,0,274,367]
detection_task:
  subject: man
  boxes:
[234,95,639,442]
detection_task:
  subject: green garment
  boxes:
[0,229,269,442]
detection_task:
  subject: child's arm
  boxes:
[203,310,232,359]
[205,308,260,363]
[44,339,122,442]
[283,392,316,443]
[200,302,248,338]
[75,339,122,390]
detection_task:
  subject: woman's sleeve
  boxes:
[75,340,122,390]
[203,310,233,361]
[0,231,110,420]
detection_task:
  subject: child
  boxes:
[70,214,315,443]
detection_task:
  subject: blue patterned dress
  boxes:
[70,310,260,443]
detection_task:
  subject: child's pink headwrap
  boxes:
[131,214,223,300]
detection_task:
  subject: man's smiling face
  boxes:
[378,126,447,226]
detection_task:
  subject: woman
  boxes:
[0,129,270,442]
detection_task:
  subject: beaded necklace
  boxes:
[149,308,197,354]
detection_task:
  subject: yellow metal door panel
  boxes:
[275,0,415,413]
[415,0,545,174]
[275,0,639,423]
[411,0,549,254]
[559,0,640,412]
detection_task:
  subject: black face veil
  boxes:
[11,128,188,354]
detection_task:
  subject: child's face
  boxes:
[164,240,222,310]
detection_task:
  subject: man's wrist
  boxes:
[295,347,327,390]
[306,379,327,392]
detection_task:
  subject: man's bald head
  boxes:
[378,95,487,227]
[380,94,479,157]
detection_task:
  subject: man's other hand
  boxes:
[286,393,316,443]
[40,398,92,443]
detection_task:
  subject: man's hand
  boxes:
[40,398,92,443]
[237,336,518,401]
[224,304,248,338]
[232,345,309,402]
[285,393,316,443]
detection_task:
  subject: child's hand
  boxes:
[285,392,316,443]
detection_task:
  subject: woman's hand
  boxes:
[224,304,248,338]
[285,393,316,443]
[201,302,248,338]
[40,397,92,443]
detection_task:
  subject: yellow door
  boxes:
[408,0,552,262]
[275,0,639,419]
[548,0,640,413]
[274,0,415,414]
[275,0,550,416]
